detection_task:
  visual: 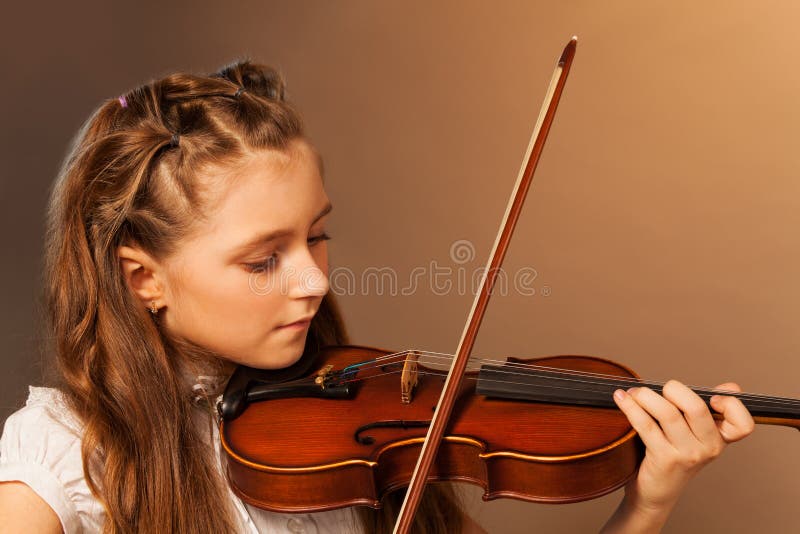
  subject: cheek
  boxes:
[163,263,286,356]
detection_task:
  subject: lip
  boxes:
[277,316,314,330]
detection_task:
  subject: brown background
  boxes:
[2,1,798,532]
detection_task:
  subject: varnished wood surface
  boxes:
[221,345,644,512]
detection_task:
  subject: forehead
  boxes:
[196,140,328,243]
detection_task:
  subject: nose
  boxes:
[286,248,329,299]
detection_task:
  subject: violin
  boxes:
[217,36,800,530]
[217,345,800,512]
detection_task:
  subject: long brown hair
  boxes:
[43,60,463,533]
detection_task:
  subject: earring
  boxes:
[149,301,158,314]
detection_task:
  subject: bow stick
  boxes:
[392,36,578,533]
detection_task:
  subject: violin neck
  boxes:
[475,364,800,430]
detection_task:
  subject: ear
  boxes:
[117,245,165,311]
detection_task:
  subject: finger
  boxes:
[710,382,742,394]
[709,382,755,443]
[627,385,699,451]
[613,389,671,453]
[661,379,725,450]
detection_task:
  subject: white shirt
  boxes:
[0,386,364,533]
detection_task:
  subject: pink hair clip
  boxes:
[118,95,128,108]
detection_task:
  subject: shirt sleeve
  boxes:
[0,387,102,533]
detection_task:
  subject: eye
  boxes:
[308,232,332,246]
[243,234,330,273]
[244,253,278,273]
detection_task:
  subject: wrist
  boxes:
[600,490,678,534]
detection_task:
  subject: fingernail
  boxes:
[614,389,626,401]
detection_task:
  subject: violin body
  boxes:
[220,345,644,512]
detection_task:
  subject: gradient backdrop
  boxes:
[2,1,798,532]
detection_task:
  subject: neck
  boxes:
[476,363,800,430]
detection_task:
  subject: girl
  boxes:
[0,61,754,533]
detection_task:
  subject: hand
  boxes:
[602,380,754,533]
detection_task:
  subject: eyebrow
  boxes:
[230,202,333,257]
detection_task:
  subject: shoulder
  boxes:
[0,386,104,533]
[3,386,82,438]
[1,387,84,467]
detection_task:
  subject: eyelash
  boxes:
[244,233,332,273]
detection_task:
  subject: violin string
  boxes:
[460,365,800,408]
[335,369,800,413]
[406,350,798,402]
[339,367,800,409]
[349,349,800,408]
[351,349,724,394]
[343,350,800,405]
[337,350,800,407]
[434,354,800,407]
[393,350,800,405]
[345,349,778,404]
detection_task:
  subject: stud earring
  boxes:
[149,301,158,314]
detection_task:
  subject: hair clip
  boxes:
[118,95,128,108]
[169,133,180,147]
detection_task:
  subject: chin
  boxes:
[250,342,306,370]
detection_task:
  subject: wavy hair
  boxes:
[43,60,463,533]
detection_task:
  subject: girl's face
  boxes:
[159,139,331,369]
